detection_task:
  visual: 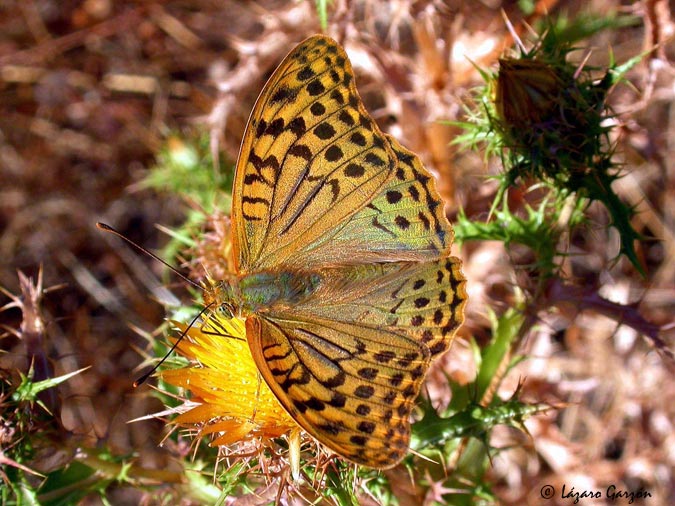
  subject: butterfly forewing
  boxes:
[300,136,456,266]
[232,35,396,273]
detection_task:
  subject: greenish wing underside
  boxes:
[300,136,455,266]
[307,258,467,357]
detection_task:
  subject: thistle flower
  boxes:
[160,312,299,451]
[489,33,645,274]
[495,57,565,130]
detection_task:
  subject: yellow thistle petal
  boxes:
[205,420,258,446]
[160,312,297,446]
[288,428,302,480]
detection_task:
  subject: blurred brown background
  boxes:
[1,1,673,504]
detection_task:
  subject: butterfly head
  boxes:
[202,273,241,318]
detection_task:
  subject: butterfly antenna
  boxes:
[96,222,202,291]
[133,303,214,386]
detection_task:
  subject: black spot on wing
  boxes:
[297,66,316,81]
[386,190,402,204]
[350,132,366,146]
[330,89,344,105]
[307,79,325,96]
[287,117,307,136]
[264,118,285,136]
[314,122,336,140]
[310,102,326,116]
[325,145,343,162]
[344,163,365,178]
[338,110,355,126]
[288,144,313,161]
[394,216,410,230]
[270,86,298,104]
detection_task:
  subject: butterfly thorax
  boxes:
[204,270,322,316]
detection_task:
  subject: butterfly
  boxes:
[203,34,467,469]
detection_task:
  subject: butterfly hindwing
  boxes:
[244,258,466,467]
[301,258,467,358]
[247,313,430,468]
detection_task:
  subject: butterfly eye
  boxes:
[218,303,235,318]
